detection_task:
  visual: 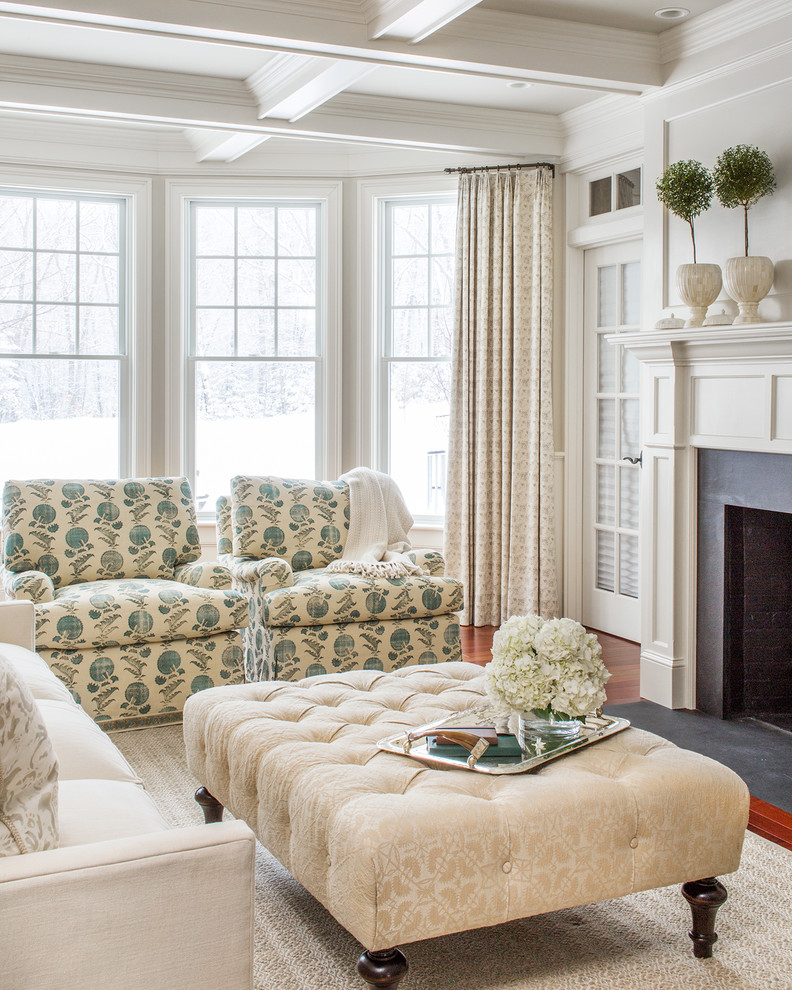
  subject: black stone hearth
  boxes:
[697,449,792,726]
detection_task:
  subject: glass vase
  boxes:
[517,709,583,749]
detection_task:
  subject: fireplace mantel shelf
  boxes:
[608,321,792,364]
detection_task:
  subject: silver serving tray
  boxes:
[377,705,630,774]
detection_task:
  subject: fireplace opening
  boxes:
[722,505,792,731]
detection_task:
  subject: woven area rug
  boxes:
[111,724,792,990]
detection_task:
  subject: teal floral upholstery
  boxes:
[34,579,248,650]
[2,478,201,588]
[230,475,349,568]
[2,478,249,728]
[218,475,463,682]
[38,633,243,729]
[260,569,464,627]
[258,615,462,682]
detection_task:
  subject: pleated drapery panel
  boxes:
[444,168,558,625]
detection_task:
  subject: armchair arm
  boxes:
[228,556,294,593]
[174,559,233,590]
[0,821,255,990]
[1,566,55,603]
[0,600,36,650]
[406,548,446,576]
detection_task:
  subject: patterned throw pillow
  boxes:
[0,653,59,855]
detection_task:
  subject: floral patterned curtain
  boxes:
[444,167,558,625]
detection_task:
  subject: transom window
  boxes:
[186,200,323,513]
[0,190,126,487]
[380,196,455,521]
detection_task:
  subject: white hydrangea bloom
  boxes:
[485,614,610,718]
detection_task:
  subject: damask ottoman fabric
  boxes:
[184,662,750,953]
[0,652,59,856]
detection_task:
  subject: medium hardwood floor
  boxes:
[460,624,792,851]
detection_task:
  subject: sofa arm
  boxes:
[0,821,255,990]
[407,548,446,576]
[0,600,36,650]
[229,556,294,593]
[1,566,55,603]
[174,560,233,590]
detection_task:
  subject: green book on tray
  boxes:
[425,730,523,761]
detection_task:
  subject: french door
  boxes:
[581,242,642,641]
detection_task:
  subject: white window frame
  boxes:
[0,166,151,478]
[166,179,342,519]
[358,175,456,533]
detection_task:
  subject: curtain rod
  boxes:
[444,162,555,175]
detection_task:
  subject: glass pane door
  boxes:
[582,245,641,640]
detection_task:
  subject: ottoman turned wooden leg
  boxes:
[682,877,728,958]
[357,948,408,989]
[195,786,224,824]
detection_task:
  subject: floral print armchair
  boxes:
[217,475,463,682]
[1,478,250,729]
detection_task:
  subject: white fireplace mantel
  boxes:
[607,322,792,709]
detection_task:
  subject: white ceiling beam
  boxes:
[246,54,375,122]
[0,56,563,157]
[0,2,662,92]
[366,0,484,43]
[183,128,270,162]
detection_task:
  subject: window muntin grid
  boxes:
[186,201,323,514]
[0,190,126,483]
[380,196,455,520]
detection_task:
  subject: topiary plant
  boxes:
[712,144,776,256]
[656,160,714,264]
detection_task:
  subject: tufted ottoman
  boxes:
[183,662,749,988]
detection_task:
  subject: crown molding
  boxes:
[366,0,483,42]
[0,53,251,106]
[644,33,792,106]
[659,0,791,63]
[443,8,659,70]
[325,92,561,139]
[560,93,639,136]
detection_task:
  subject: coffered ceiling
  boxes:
[0,0,760,164]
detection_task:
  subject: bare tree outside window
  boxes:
[382,197,455,519]
[188,201,322,512]
[0,192,124,486]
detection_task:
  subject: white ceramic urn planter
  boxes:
[723,256,774,324]
[675,263,722,327]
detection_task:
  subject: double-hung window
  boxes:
[0,190,127,487]
[380,196,456,522]
[186,200,324,514]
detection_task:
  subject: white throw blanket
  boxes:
[325,468,425,578]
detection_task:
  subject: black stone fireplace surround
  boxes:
[697,449,792,729]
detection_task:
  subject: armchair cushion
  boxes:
[260,569,465,627]
[0,654,59,856]
[2,570,55,604]
[230,475,349,568]
[34,579,249,651]
[2,478,201,590]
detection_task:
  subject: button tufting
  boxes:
[502,861,512,873]
[629,837,638,849]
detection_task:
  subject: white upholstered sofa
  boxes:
[0,600,255,990]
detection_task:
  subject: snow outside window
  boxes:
[0,190,126,489]
[380,197,455,522]
[187,201,323,514]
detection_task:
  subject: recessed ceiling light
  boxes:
[654,7,690,19]
[507,81,531,89]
